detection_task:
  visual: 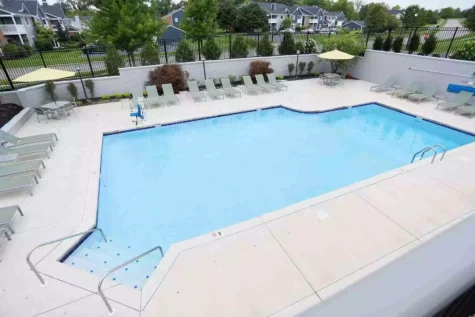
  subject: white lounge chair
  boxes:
[205,79,225,99]
[267,73,287,91]
[370,76,399,92]
[0,205,24,234]
[0,130,57,147]
[0,174,38,196]
[0,143,52,159]
[162,84,180,105]
[243,76,265,95]
[146,86,163,107]
[187,80,207,102]
[0,160,45,179]
[255,74,278,92]
[220,78,241,97]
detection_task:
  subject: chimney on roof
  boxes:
[42,0,46,5]
[271,3,276,11]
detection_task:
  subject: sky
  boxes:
[381,0,473,10]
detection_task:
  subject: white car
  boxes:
[301,28,315,34]
[280,28,295,33]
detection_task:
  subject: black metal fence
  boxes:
[0,26,473,92]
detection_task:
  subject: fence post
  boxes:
[38,50,47,68]
[306,32,309,48]
[257,32,260,53]
[365,30,371,47]
[198,40,201,61]
[328,31,331,38]
[85,49,94,77]
[445,27,458,58]
[163,40,168,64]
[228,33,232,59]
[127,53,132,67]
[271,32,274,42]
[0,57,14,91]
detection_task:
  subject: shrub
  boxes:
[44,81,57,102]
[21,44,32,52]
[276,75,284,80]
[17,46,27,57]
[66,83,78,100]
[249,60,273,79]
[202,38,222,60]
[295,41,305,54]
[147,64,189,93]
[35,40,53,51]
[373,35,383,50]
[69,33,81,42]
[313,72,320,76]
[421,33,437,56]
[382,36,392,52]
[287,63,295,76]
[245,38,257,49]
[451,41,475,61]
[102,94,110,100]
[295,26,302,32]
[122,92,132,98]
[408,33,421,54]
[2,43,18,57]
[105,46,123,76]
[231,36,249,58]
[432,53,441,58]
[175,40,195,62]
[140,43,161,66]
[279,32,296,55]
[112,93,122,99]
[85,79,95,98]
[307,61,315,74]
[257,34,274,57]
[298,61,306,76]
[228,75,238,83]
[392,36,404,53]
[142,90,147,97]
[305,39,317,54]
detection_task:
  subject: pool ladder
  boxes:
[411,144,447,164]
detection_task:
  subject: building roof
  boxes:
[0,0,28,14]
[163,6,184,18]
[387,9,404,15]
[0,0,64,19]
[255,2,290,14]
[41,3,65,18]
[298,5,322,15]
[343,20,366,27]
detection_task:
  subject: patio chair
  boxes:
[0,205,24,235]
[408,86,438,104]
[0,130,57,148]
[187,81,207,102]
[242,76,265,95]
[60,101,77,119]
[392,81,421,98]
[370,76,399,92]
[205,79,224,100]
[255,75,278,92]
[0,143,52,159]
[267,73,287,91]
[34,108,54,124]
[161,84,180,105]
[145,86,163,107]
[456,99,475,118]
[1,228,11,241]
[220,78,241,97]
[0,160,45,180]
[436,91,473,111]
[0,174,38,196]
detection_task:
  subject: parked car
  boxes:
[317,28,336,35]
[81,44,106,55]
[301,28,315,34]
[280,28,296,33]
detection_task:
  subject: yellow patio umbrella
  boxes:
[318,49,355,73]
[13,68,76,83]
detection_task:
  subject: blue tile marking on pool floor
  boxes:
[63,104,475,288]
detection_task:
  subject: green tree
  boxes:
[353,0,365,16]
[401,5,426,27]
[150,0,172,17]
[236,3,268,32]
[464,5,475,30]
[105,46,123,75]
[320,31,365,72]
[89,0,165,62]
[391,5,401,10]
[140,43,161,65]
[182,0,218,41]
[34,22,55,50]
[282,17,292,29]
[373,35,383,50]
[330,0,356,20]
[439,7,455,19]
[300,0,332,9]
[175,40,195,62]
[425,10,440,25]
[386,14,400,29]
[217,0,237,31]
[278,32,296,55]
[421,33,437,55]
[365,3,388,31]
[231,36,248,58]
[392,36,403,52]
[256,34,274,56]
[55,22,69,42]
[407,32,421,54]
[202,37,222,60]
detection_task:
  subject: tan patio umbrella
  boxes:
[13,68,76,83]
[318,49,355,73]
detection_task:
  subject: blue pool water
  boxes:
[64,104,475,288]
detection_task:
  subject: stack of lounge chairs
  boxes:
[144,84,180,106]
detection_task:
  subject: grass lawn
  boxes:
[3,50,108,68]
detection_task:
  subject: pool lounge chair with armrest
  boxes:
[243,76,265,95]
[370,76,399,92]
[0,205,24,234]
[255,75,278,92]
[436,91,473,111]
[34,108,54,124]
[408,86,438,104]
[161,84,180,105]
[456,100,475,118]
[145,86,164,107]
[0,228,11,241]
[0,143,52,159]
[220,78,241,97]
[0,174,38,196]
[267,73,287,91]
[0,130,57,148]
[392,81,421,98]
[187,81,207,102]
[0,160,45,180]
[205,79,225,99]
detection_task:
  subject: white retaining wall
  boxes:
[349,50,475,98]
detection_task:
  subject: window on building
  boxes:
[292,15,295,19]
[25,18,30,25]
[0,17,14,24]
[280,16,283,19]
[174,17,178,22]
[14,17,21,24]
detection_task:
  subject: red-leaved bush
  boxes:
[148,64,189,93]
[249,60,273,82]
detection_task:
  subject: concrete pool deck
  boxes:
[1,78,475,316]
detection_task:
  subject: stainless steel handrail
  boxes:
[432,144,447,161]
[98,245,164,315]
[411,146,438,164]
[26,228,107,285]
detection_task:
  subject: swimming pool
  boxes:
[63,104,475,289]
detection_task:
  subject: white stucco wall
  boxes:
[349,50,475,98]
